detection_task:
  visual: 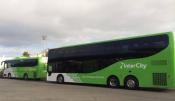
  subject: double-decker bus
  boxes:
[2,57,47,80]
[47,32,175,89]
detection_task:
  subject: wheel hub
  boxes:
[58,77,63,83]
[127,79,135,88]
[110,78,117,87]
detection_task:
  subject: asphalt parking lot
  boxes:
[0,79,175,101]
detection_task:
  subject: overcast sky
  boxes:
[0,0,175,57]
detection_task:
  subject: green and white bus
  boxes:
[47,32,175,89]
[2,57,47,80]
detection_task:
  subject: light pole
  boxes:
[42,35,47,56]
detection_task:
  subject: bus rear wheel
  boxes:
[124,76,139,90]
[107,76,120,88]
[23,74,28,80]
[57,75,64,84]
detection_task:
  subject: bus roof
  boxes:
[3,56,43,62]
[49,32,173,51]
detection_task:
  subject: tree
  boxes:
[22,51,30,57]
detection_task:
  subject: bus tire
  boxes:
[8,73,11,79]
[124,76,139,90]
[107,76,120,88]
[23,74,28,80]
[57,75,64,84]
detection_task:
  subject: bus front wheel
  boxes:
[124,76,139,90]
[107,76,120,88]
[57,75,64,84]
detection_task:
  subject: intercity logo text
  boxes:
[120,62,147,69]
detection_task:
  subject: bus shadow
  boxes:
[1,77,44,82]
[48,82,174,92]
[2,78,174,92]
[137,87,174,92]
